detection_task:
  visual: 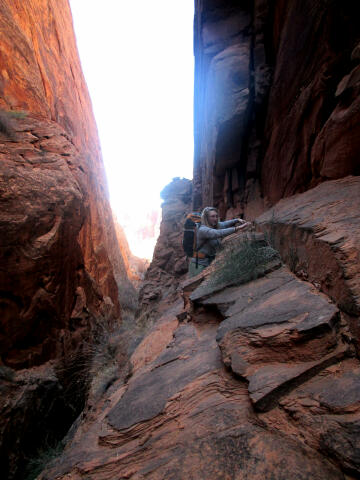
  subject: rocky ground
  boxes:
[1,1,359,479]
[39,178,360,480]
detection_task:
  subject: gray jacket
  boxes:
[190,220,237,267]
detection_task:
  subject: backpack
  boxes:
[182,212,202,257]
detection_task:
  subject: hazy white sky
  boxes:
[70,1,194,259]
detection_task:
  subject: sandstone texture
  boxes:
[0,1,132,478]
[40,173,360,479]
[193,0,359,216]
[113,216,149,289]
[2,1,360,479]
[40,231,358,480]
[257,176,360,344]
[139,178,191,318]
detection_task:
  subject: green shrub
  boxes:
[195,233,281,298]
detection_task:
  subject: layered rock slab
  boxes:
[193,267,352,412]
[256,177,360,343]
[189,235,359,476]
[39,246,357,479]
[40,303,345,480]
[260,358,360,476]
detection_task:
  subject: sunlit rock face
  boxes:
[0,1,130,477]
[113,216,150,289]
[193,0,360,216]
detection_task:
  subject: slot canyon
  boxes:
[0,1,359,479]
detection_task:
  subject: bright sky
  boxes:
[70,1,194,259]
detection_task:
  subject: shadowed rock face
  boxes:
[0,1,132,478]
[193,0,360,217]
[256,176,360,347]
[0,0,127,366]
[139,177,192,318]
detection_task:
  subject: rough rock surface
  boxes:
[40,233,358,480]
[193,0,359,216]
[256,176,360,344]
[2,1,359,479]
[113,216,149,289]
[0,1,132,478]
[139,177,191,318]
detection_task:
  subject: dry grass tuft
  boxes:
[194,233,281,298]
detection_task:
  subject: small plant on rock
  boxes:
[195,233,281,297]
[87,318,123,399]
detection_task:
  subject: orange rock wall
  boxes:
[0,0,127,366]
[0,2,131,477]
[113,216,149,289]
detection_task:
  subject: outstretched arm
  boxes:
[198,225,236,240]
[218,219,237,228]
[219,218,247,228]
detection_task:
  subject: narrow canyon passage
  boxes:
[0,1,359,480]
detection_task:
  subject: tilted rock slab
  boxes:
[40,262,357,479]
[256,176,360,343]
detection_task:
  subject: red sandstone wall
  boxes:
[0,0,127,365]
[113,216,149,289]
[193,0,360,216]
[0,2,135,476]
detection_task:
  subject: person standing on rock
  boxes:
[188,207,250,277]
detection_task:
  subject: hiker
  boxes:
[188,207,250,277]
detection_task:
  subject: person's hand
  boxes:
[235,222,251,232]
[235,218,246,225]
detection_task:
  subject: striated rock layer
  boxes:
[40,227,359,479]
[1,1,359,479]
[39,172,360,479]
[0,1,132,478]
[193,0,360,217]
[256,176,360,346]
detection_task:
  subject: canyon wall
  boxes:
[1,1,359,479]
[34,2,360,479]
[0,1,132,478]
[193,0,360,217]
[113,216,149,289]
[139,177,191,318]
